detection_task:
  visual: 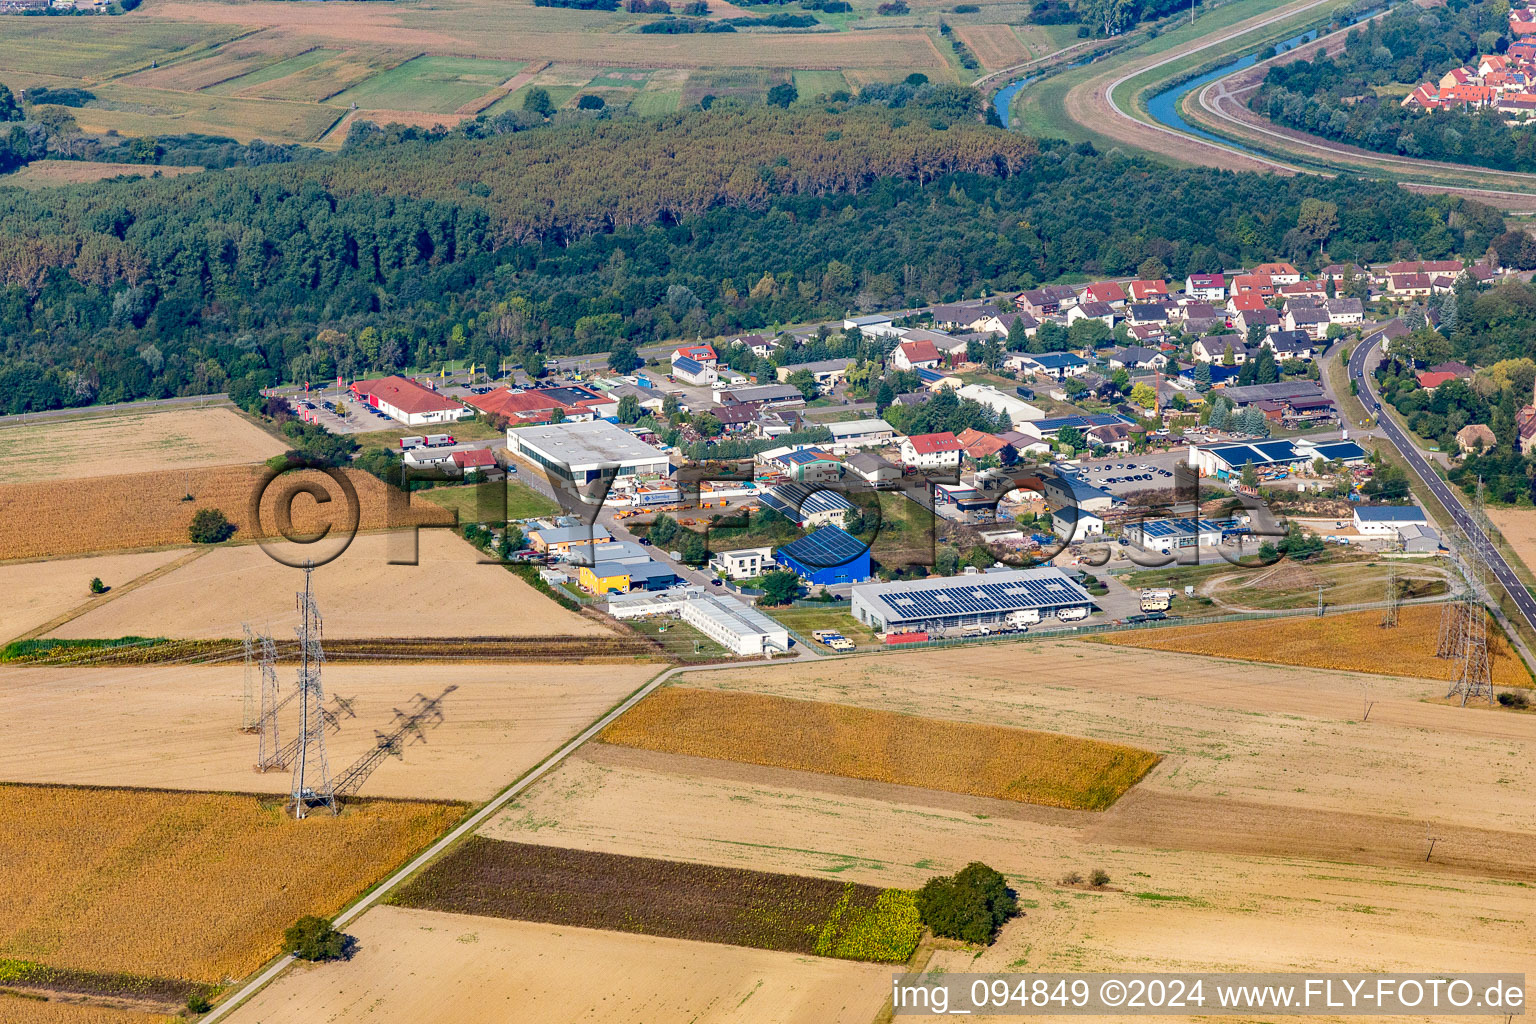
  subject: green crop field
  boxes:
[628,88,682,115]
[333,56,527,113]
[205,49,340,96]
[0,20,239,80]
[793,70,849,96]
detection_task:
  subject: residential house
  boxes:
[893,339,943,372]
[726,334,777,359]
[1227,292,1269,315]
[1456,423,1497,453]
[1020,352,1091,379]
[1107,346,1168,370]
[1185,273,1226,301]
[1127,279,1169,302]
[1388,273,1434,298]
[931,302,999,330]
[1283,306,1332,340]
[1016,284,1078,317]
[671,355,716,386]
[1233,307,1280,335]
[1192,335,1249,364]
[1080,281,1128,307]
[1277,280,1326,299]
[1416,370,1458,391]
[1127,302,1173,326]
[1264,330,1315,360]
[1232,273,1276,298]
[973,311,1038,337]
[1086,422,1137,452]
[899,431,965,471]
[1251,262,1301,285]
[673,344,718,366]
[1324,297,1364,325]
[1519,405,1536,454]
[956,427,1010,460]
[1067,301,1118,328]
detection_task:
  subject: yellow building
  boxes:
[578,564,632,595]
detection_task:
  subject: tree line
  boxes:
[0,104,1507,414]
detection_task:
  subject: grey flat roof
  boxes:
[512,420,670,469]
[828,418,893,438]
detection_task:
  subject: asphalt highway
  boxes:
[1348,337,1536,636]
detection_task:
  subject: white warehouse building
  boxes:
[680,595,792,656]
[508,420,673,497]
[850,567,1093,634]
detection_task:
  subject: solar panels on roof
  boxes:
[854,568,1092,623]
[777,525,868,570]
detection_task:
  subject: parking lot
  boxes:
[1067,449,1202,496]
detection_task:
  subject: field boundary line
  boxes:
[8,547,212,645]
[198,659,712,1021]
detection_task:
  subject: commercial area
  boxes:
[851,567,1093,634]
[508,420,674,492]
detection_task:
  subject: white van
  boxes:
[1007,609,1041,628]
[1056,606,1089,623]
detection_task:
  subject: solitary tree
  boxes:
[915,862,1018,945]
[522,87,555,119]
[188,508,234,544]
[283,916,348,962]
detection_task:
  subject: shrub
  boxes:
[1060,870,1083,885]
[915,862,1017,944]
[1089,868,1110,888]
[576,94,607,110]
[186,991,212,1013]
[187,508,234,544]
[1498,691,1530,709]
[283,915,348,961]
[89,577,106,594]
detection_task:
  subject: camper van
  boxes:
[1007,609,1041,628]
[1056,606,1089,623]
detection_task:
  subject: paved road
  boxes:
[0,392,232,427]
[1347,338,1536,637]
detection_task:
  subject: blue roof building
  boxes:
[776,525,872,586]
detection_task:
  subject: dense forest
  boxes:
[0,99,1510,414]
[1248,0,1536,170]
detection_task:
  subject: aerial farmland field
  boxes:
[600,686,1159,809]
[0,785,463,984]
[331,56,526,113]
[0,661,659,800]
[48,530,608,639]
[223,906,891,1024]
[0,547,187,643]
[0,407,284,483]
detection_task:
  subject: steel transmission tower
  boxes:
[1447,481,1495,706]
[1436,518,1467,658]
[254,631,284,770]
[291,563,336,818]
[1381,561,1400,629]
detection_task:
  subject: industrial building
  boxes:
[1353,505,1428,535]
[850,567,1093,634]
[528,523,613,556]
[1188,438,1367,480]
[760,482,854,528]
[508,420,673,494]
[1123,516,1244,555]
[681,595,792,655]
[350,376,469,426]
[775,525,872,586]
[827,418,896,448]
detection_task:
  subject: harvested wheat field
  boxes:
[223,906,891,1024]
[659,641,1536,834]
[0,548,186,643]
[0,998,172,1024]
[0,464,452,560]
[0,784,463,983]
[1488,506,1536,578]
[0,408,284,484]
[0,661,657,800]
[476,642,1536,1003]
[600,687,1158,810]
[953,24,1029,70]
[1097,604,1530,687]
[49,531,604,639]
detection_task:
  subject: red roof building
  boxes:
[452,448,497,471]
[1081,281,1127,305]
[1416,371,1458,390]
[673,344,718,364]
[1128,279,1169,301]
[1233,273,1276,296]
[351,376,469,426]
[894,339,942,371]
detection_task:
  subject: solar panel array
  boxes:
[863,569,1091,623]
[760,483,854,523]
[1036,413,1126,433]
[1309,441,1366,462]
[778,526,869,570]
[1136,517,1235,538]
[1206,439,1302,468]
